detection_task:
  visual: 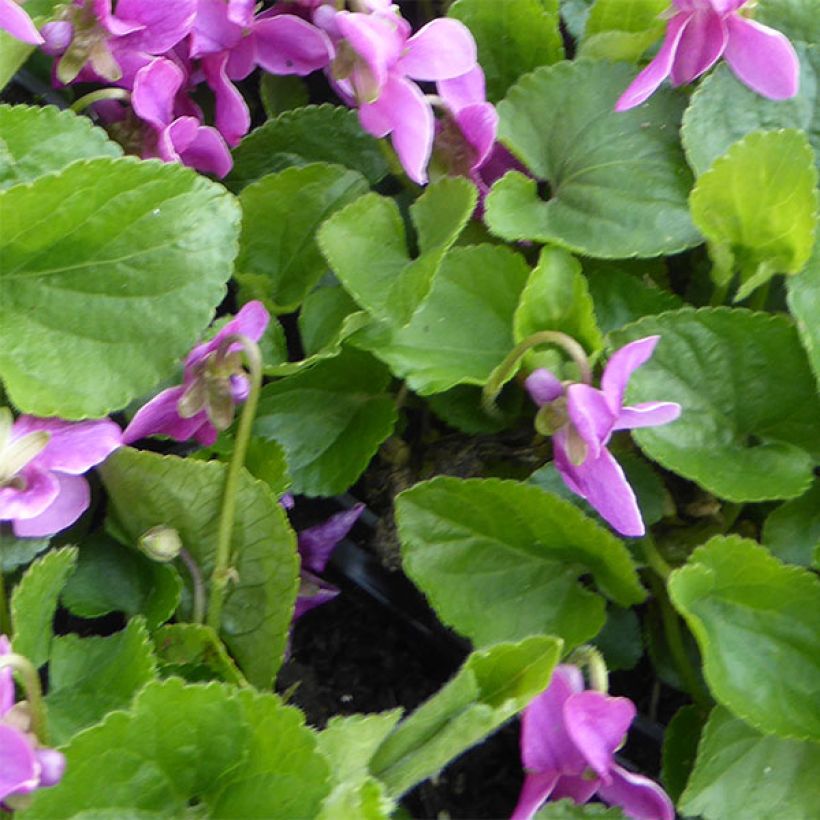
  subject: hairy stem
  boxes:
[0,652,48,743]
[567,645,609,693]
[69,87,130,113]
[206,335,263,632]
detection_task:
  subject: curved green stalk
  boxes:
[0,652,48,743]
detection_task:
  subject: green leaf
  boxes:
[579,0,667,62]
[448,0,563,102]
[762,478,820,567]
[561,0,595,39]
[757,0,819,46]
[227,105,389,191]
[592,606,642,671]
[689,130,818,301]
[317,711,403,819]
[61,535,181,630]
[11,546,77,666]
[0,156,240,418]
[0,104,122,190]
[100,448,299,688]
[353,244,530,395]
[396,477,644,650]
[514,246,603,354]
[669,535,820,741]
[426,383,523,435]
[661,704,706,803]
[680,707,820,820]
[237,163,369,313]
[611,308,820,502]
[259,74,309,118]
[486,60,699,257]
[45,619,157,744]
[0,35,33,93]
[787,222,820,386]
[318,178,476,326]
[585,262,684,335]
[299,286,361,357]
[26,679,250,818]
[370,636,562,797]
[682,46,820,177]
[0,531,49,572]
[535,800,627,818]
[153,623,246,686]
[210,689,332,819]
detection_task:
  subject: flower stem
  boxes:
[0,571,9,637]
[567,644,609,693]
[709,280,730,306]
[69,87,130,113]
[206,335,263,633]
[482,330,592,415]
[0,652,48,743]
[639,533,672,580]
[179,548,205,625]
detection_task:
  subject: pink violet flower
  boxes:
[123,301,270,447]
[0,0,43,44]
[326,7,477,183]
[615,0,799,111]
[0,637,66,808]
[0,409,122,538]
[513,665,675,820]
[525,336,680,537]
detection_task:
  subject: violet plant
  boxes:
[0,0,817,818]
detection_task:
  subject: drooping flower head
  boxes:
[0,409,122,538]
[526,336,680,537]
[513,665,675,820]
[0,0,43,44]
[0,637,65,808]
[123,301,270,447]
[615,0,799,110]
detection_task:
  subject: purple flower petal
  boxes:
[550,773,600,804]
[566,384,617,460]
[398,18,476,81]
[13,473,90,538]
[0,0,43,44]
[525,369,564,407]
[336,11,403,101]
[0,635,13,716]
[122,386,204,444]
[190,0,243,57]
[132,57,184,130]
[0,463,60,523]
[34,749,66,788]
[600,336,660,413]
[0,725,38,802]
[724,15,799,100]
[202,51,250,146]
[613,401,681,431]
[227,0,255,28]
[15,417,122,475]
[168,117,233,178]
[438,65,486,111]
[294,572,340,620]
[298,504,363,574]
[253,14,333,76]
[40,20,72,55]
[614,14,689,111]
[510,772,561,820]
[225,34,257,80]
[555,431,645,537]
[186,301,270,369]
[563,691,636,782]
[115,0,196,54]
[669,7,727,86]
[596,764,676,820]
[454,102,498,170]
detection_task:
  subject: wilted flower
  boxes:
[615,0,799,110]
[0,637,65,808]
[0,0,43,44]
[123,301,270,447]
[526,336,680,537]
[0,409,122,538]
[513,665,674,820]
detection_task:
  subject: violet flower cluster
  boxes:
[0,637,65,808]
[513,665,674,820]
[526,337,680,537]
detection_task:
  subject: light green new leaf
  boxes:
[611,309,820,502]
[11,546,77,667]
[319,177,476,327]
[61,535,181,630]
[255,348,397,496]
[237,163,369,313]
[682,45,820,176]
[448,0,563,102]
[690,130,817,301]
[0,104,122,190]
[514,246,603,353]
[0,157,240,418]
[370,636,562,797]
[762,478,820,568]
[45,619,157,744]
[100,448,299,688]
[787,221,820,386]
[397,477,644,650]
[227,104,389,191]
[669,536,820,741]
[353,244,530,395]
[580,0,667,62]
[486,60,699,257]
[681,707,820,820]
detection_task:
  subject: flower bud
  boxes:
[138,526,182,563]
